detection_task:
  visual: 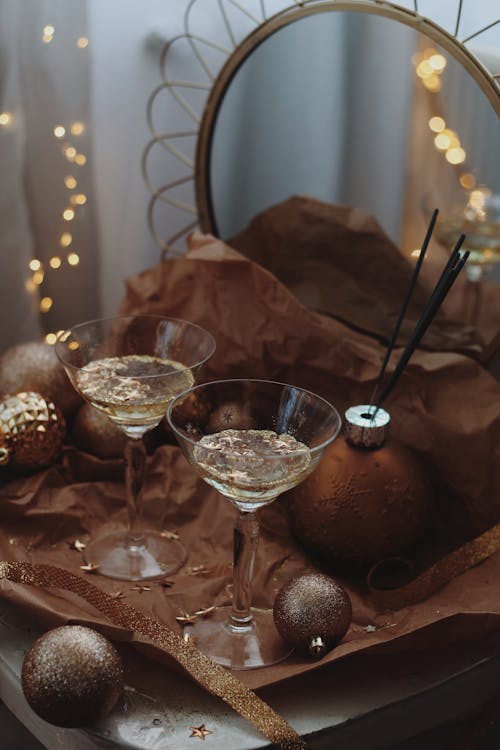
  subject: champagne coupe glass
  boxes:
[167,379,341,670]
[56,315,215,581]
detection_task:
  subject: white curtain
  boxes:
[0,0,100,351]
[0,1,41,349]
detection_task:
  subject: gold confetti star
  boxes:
[185,564,208,576]
[80,563,99,573]
[176,612,198,625]
[176,606,216,626]
[189,724,213,740]
[160,529,180,540]
[194,606,216,618]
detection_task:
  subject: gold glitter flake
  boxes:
[189,723,213,740]
[130,585,152,594]
[110,591,125,600]
[70,539,86,552]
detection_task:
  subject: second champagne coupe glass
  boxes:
[168,379,341,669]
[56,315,215,581]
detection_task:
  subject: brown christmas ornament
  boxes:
[0,340,81,416]
[0,391,66,469]
[21,625,124,727]
[273,572,352,657]
[289,406,430,566]
[72,402,128,459]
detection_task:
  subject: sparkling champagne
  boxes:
[77,354,194,426]
[194,428,311,505]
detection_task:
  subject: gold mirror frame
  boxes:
[143,0,500,256]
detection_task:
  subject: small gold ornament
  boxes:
[273,572,352,658]
[0,391,66,469]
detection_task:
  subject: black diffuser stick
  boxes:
[376,246,470,407]
[368,208,439,411]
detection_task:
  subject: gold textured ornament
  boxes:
[21,625,124,727]
[289,406,430,567]
[0,340,81,416]
[0,391,66,469]
[273,572,352,657]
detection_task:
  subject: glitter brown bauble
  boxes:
[0,391,66,469]
[289,435,430,566]
[0,340,81,416]
[72,403,128,459]
[273,572,351,657]
[207,401,255,432]
[21,625,124,727]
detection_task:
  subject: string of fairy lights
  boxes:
[0,22,90,345]
[412,46,491,219]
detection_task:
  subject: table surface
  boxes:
[0,599,499,750]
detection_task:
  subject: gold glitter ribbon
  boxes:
[370,521,500,610]
[0,561,307,750]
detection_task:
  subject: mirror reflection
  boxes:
[207,9,500,357]
[210,10,499,249]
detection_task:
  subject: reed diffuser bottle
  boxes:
[291,208,469,570]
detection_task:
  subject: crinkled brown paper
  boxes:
[228,196,500,359]
[0,233,499,693]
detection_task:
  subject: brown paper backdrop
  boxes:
[0,236,500,692]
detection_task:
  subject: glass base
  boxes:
[84,530,187,581]
[184,606,293,670]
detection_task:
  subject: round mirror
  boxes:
[206,10,499,243]
[195,4,500,359]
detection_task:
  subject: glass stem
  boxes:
[124,437,147,547]
[230,509,260,630]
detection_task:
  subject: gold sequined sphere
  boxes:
[273,572,352,657]
[21,625,124,727]
[0,391,66,469]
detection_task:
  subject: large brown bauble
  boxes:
[22,625,124,727]
[0,340,81,416]
[72,403,128,459]
[289,435,430,566]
